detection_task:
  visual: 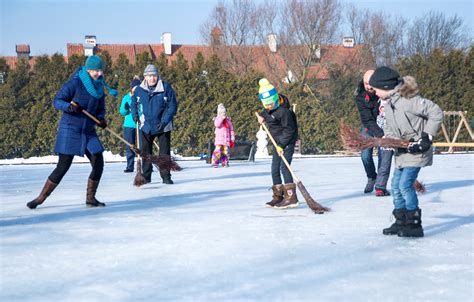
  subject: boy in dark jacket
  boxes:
[256,78,298,209]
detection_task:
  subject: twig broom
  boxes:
[72,102,182,173]
[255,112,329,214]
[339,120,426,192]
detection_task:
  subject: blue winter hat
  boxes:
[85,55,103,70]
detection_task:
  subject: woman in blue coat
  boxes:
[27,55,109,209]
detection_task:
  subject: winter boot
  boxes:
[161,171,174,184]
[383,208,406,235]
[364,178,376,193]
[275,183,299,209]
[398,208,424,238]
[27,179,58,209]
[163,177,174,184]
[86,178,106,207]
[265,184,284,208]
[375,188,391,197]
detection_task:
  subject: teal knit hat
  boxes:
[85,55,103,70]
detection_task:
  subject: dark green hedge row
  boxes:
[0,47,472,159]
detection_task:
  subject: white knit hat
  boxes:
[217,103,226,114]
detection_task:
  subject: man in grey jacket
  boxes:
[369,66,443,238]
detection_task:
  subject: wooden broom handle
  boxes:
[255,112,300,183]
[71,101,134,149]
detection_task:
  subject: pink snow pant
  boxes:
[212,145,230,166]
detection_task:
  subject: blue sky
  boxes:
[1,0,473,56]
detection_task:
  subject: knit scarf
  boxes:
[79,66,104,98]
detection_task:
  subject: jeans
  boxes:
[360,128,393,189]
[271,144,295,185]
[124,127,136,171]
[375,148,393,189]
[391,167,421,210]
[361,146,379,179]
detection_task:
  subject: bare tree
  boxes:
[406,11,470,58]
[200,0,261,75]
[276,0,342,86]
[346,4,406,66]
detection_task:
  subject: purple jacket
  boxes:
[214,116,235,146]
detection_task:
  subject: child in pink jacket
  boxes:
[212,103,235,167]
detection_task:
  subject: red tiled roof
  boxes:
[3,56,37,69]
[15,44,30,53]
[3,42,371,82]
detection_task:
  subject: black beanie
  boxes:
[369,66,401,90]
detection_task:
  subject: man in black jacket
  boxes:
[355,70,392,196]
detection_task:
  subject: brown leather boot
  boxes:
[86,178,106,207]
[27,179,58,209]
[275,183,299,209]
[265,184,284,208]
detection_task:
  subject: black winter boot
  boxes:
[383,208,406,235]
[161,171,174,184]
[265,184,284,208]
[364,178,376,193]
[27,179,58,209]
[275,183,299,209]
[86,178,106,207]
[398,208,424,237]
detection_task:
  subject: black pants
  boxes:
[48,151,104,184]
[271,144,295,185]
[141,130,171,182]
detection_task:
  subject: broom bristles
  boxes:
[414,179,426,193]
[150,154,182,171]
[296,182,330,214]
[340,121,409,151]
[133,158,146,187]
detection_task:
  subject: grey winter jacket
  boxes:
[383,77,443,169]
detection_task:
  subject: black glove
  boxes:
[133,115,140,123]
[157,123,165,133]
[98,119,108,129]
[408,132,432,153]
[68,103,83,113]
[124,102,130,110]
[397,148,408,154]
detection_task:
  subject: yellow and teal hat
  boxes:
[258,78,279,106]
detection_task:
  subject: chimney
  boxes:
[162,32,172,55]
[84,35,97,56]
[267,33,277,53]
[211,26,222,46]
[15,44,30,61]
[311,44,321,60]
[342,37,355,48]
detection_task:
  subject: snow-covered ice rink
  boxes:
[1,154,473,301]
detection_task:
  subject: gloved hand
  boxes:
[230,141,235,148]
[397,148,408,154]
[275,145,284,155]
[68,103,83,113]
[124,102,130,110]
[133,115,140,123]
[98,119,108,129]
[157,123,165,133]
[408,132,432,153]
